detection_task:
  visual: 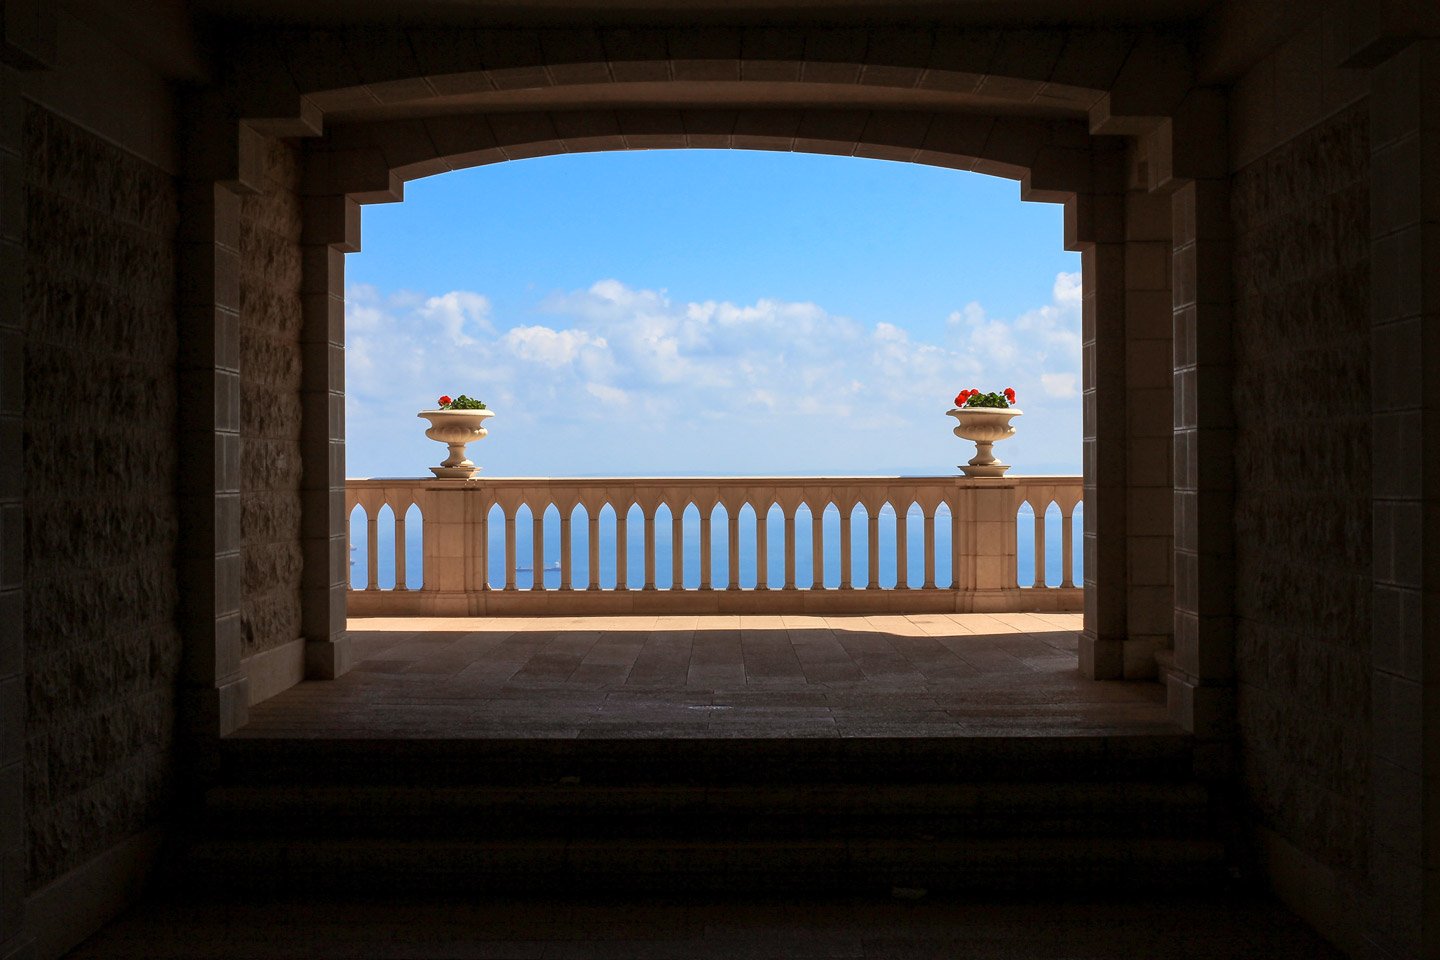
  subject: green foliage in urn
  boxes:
[437,394,487,410]
[953,387,1016,409]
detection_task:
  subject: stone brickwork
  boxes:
[20,106,180,887]
[238,139,303,660]
[1231,103,1370,885]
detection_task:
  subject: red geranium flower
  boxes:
[438,395,452,407]
[1004,387,1016,403]
[955,390,970,406]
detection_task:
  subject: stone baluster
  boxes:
[727,502,741,590]
[366,507,380,591]
[1061,503,1076,589]
[393,498,408,591]
[1033,501,1047,588]
[559,504,573,591]
[671,506,684,590]
[754,500,769,591]
[530,501,546,592]
[587,504,601,590]
[699,504,714,590]
[922,509,936,590]
[894,502,908,590]
[812,506,826,590]
[503,504,517,591]
[615,502,629,591]
[866,503,880,590]
[642,499,657,591]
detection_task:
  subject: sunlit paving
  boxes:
[237,613,1168,740]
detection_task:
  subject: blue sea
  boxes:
[351,502,1083,592]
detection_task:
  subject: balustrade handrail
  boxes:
[345,475,1081,616]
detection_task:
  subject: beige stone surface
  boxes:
[234,612,1174,740]
[239,138,305,660]
[345,476,1081,618]
[1230,99,1371,898]
[20,105,181,892]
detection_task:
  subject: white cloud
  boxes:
[418,290,494,344]
[503,325,608,367]
[344,272,1084,477]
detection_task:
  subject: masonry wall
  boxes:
[20,105,180,888]
[238,140,304,660]
[1230,74,1372,930]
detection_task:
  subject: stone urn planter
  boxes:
[418,408,495,479]
[947,406,1021,477]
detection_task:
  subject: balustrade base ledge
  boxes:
[347,586,1083,617]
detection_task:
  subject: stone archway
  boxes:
[176,23,1229,750]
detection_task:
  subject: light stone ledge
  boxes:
[23,826,163,960]
[239,636,305,706]
[347,586,1081,618]
[1251,823,1366,960]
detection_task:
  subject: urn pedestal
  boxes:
[418,409,495,479]
[947,407,1021,477]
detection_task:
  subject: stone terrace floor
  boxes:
[234,613,1174,740]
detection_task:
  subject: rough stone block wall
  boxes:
[21,106,180,887]
[238,138,304,659]
[1231,102,1370,885]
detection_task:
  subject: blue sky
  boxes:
[345,149,1082,478]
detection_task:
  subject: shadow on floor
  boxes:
[236,614,1170,740]
[66,892,1345,959]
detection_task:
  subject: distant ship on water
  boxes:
[515,561,562,574]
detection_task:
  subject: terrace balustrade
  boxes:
[346,476,1081,615]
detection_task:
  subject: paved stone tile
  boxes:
[233,615,1174,740]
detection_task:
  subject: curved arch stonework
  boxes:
[223,23,1172,129]
[306,108,1099,202]
[175,23,1232,751]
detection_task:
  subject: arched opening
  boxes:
[293,84,1171,740]
[402,502,424,590]
[793,502,814,590]
[821,502,843,589]
[710,503,731,588]
[347,504,368,590]
[654,503,675,590]
[625,503,645,589]
[905,501,925,590]
[597,503,619,589]
[486,503,506,590]
[570,504,590,590]
[736,503,759,589]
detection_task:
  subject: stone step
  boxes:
[172,835,1231,896]
[182,732,1230,896]
[199,780,1217,841]
[218,733,1197,787]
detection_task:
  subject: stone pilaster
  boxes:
[0,58,33,960]
[1167,174,1236,741]
[1076,156,1129,679]
[299,194,355,680]
[1121,152,1176,679]
[176,171,249,744]
[1365,38,1440,960]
